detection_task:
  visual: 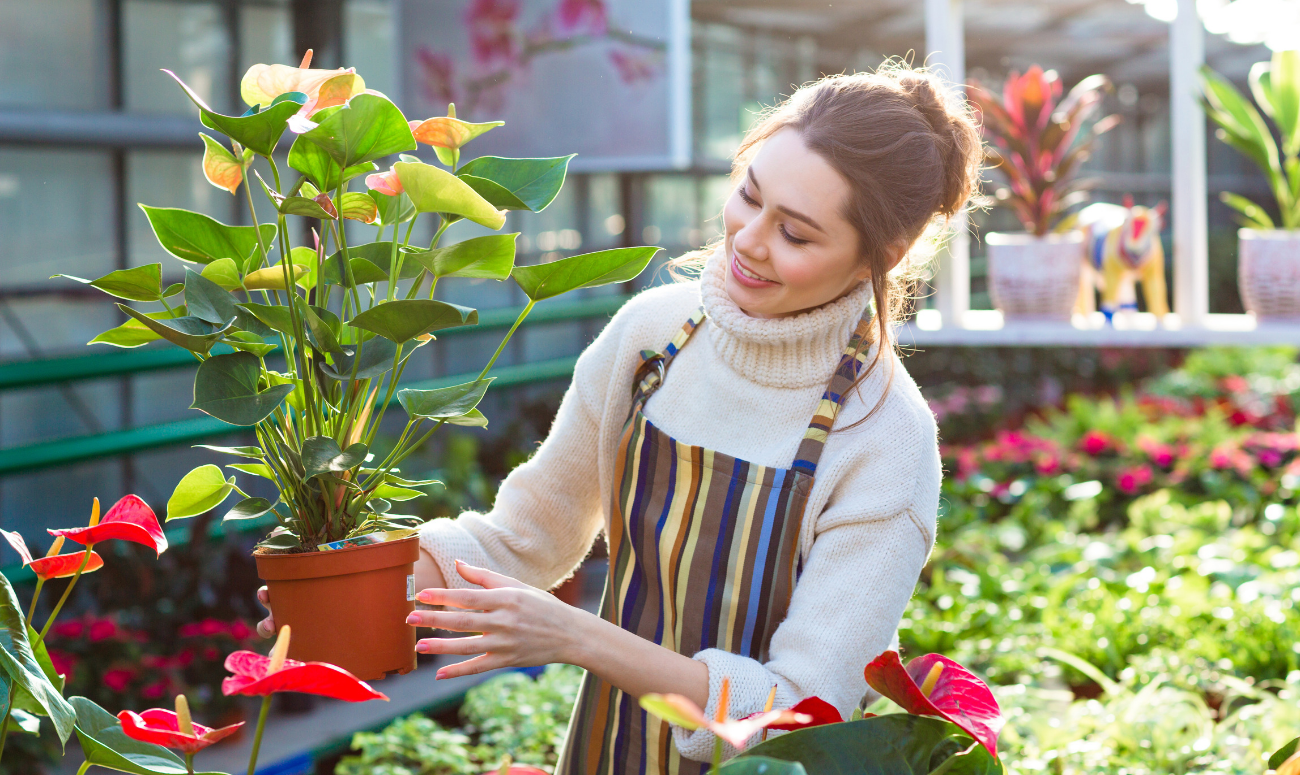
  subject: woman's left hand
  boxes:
[407,559,586,680]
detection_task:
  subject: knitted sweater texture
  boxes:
[418,245,941,761]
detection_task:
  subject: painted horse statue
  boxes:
[1075,196,1169,324]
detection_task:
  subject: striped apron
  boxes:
[557,305,874,775]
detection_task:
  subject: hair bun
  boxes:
[897,73,980,218]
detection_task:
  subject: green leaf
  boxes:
[9,624,66,726]
[194,444,264,458]
[447,409,488,427]
[190,351,295,426]
[139,205,276,271]
[225,331,278,356]
[340,191,378,223]
[237,302,294,336]
[184,267,238,326]
[56,264,164,302]
[457,174,528,210]
[739,715,971,775]
[351,299,477,343]
[224,497,276,522]
[323,242,424,286]
[397,379,492,420]
[370,190,416,226]
[718,757,808,775]
[511,246,659,301]
[1200,65,1280,178]
[258,532,303,551]
[384,473,441,487]
[1271,738,1300,770]
[300,436,368,480]
[301,302,344,358]
[456,155,575,212]
[299,93,416,168]
[394,161,507,229]
[167,69,305,157]
[116,304,232,354]
[70,696,223,775]
[201,257,242,291]
[166,464,238,521]
[319,336,400,381]
[89,306,189,348]
[289,246,320,290]
[371,484,423,501]
[287,128,379,190]
[228,463,275,479]
[1220,191,1276,229]
[409,234,517,280]
[1272,49,1300,155]
[9,708,40,735]
[0,573,75,745]
[277,195,336,220]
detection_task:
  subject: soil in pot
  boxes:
[255,535,419,681]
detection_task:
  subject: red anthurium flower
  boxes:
[118,708,243,754]
[864,651,1003,756]
[365,167,403,197]
[746,696,844,731]
[1,530,105,580]
[221,627,387,703]
[640,678,811,749]
[49,495,167,556]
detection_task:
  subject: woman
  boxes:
[259,65,981,772]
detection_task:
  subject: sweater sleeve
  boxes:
[416,307,627,592]
[670,398,941,762]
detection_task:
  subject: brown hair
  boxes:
[672,63,982,425]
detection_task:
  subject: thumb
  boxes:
[455,559,528,590]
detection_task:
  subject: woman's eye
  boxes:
[737,186,758,206]
[780,226,810,246]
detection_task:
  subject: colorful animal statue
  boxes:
[1074,196,1170,324]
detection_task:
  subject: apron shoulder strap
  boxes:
[791,308,876,475]
[631,305,707,400]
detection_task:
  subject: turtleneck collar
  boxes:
[697,244,876,389]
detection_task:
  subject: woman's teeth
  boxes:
[737,261,767,281]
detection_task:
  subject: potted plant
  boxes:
[1201,50,1300,321]
[55,53,659,680]
[967,66,1119,320]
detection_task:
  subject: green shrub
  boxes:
[460,664,583,769]
[336,714,474,775]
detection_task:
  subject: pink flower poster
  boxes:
[398,0,690,171]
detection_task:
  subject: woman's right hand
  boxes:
[252,547,448,638]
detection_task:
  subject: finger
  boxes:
[415,634,489,656]
[454,559,529,591]
[257,586,269,607]
[256,617,275,639]
[416,587,495,610]
[435,653,502,680]
[406,609,491,632]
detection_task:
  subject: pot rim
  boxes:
[254,534,420,581]
[1239,228,1300,239]
[985,230,1084,245]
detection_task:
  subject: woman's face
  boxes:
[722,127,867,318]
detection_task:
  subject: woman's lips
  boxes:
[731,252,779,288]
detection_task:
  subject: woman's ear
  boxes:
[860,240,908,282]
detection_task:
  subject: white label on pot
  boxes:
[407,574,415,601]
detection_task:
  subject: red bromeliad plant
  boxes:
[967,66,1120,235]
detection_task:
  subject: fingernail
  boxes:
[406,614,420,625]
[416,642,429,653]
[435,668,447,679]
[417,591,434,603]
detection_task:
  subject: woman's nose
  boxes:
[733,219,768,262]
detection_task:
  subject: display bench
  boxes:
[900,310,1300,347]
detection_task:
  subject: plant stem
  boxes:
[185,752,194,775]
[76,760,91,775]
[25,577,45,629]
[246,695,272,775]
[37,544,94,643]
[477,300,535,382]
[711,737,722,775]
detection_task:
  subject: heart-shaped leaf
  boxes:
[369,190,416,226]
[167,69,305,157]
[200,133,244,195]
[299,93,416,168]
[394,161,506,229]
[447,408,488,427]
[224,497,277,522]
[89,306,190,349]
[244,264,308,291]
[191,351,295,426]
[57,264,165,302]
[717,757,808,775]
[277,195,336,220]
[8,623,67,734]
[300,436,368,480]
[350,300,477,343]
[70,696,224,775]
[139,206,275,271]
[511,246,659,301]
[0,573,75,745]
[323,242,424,286]
[228,463,275,479]
[300,302,344,357]
[236,303,294,336]
[184,268,238,326]
[320,336,400,381]
[194,445,264,458]
[457,175,528,211]
[408,234,517,280]
[7,708,40,735]
[456,155,575,212]
[397,379,492,420]
[371,484,423,501]
[116,304,232,354]
[340,192,378,223]
[166,464,239,521]
[287,126,379,191]
[739,715,979,774]
[201,257,242,291]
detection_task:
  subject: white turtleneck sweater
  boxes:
[418,246,941,761]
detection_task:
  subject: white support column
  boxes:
[1171,0,1209,327]
[925,0,970,328]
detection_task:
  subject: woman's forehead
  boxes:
[749,128,852,229]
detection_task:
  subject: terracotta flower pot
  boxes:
[255,535,420,681]
[1238,228,1300,320]
[986,231,1084,320]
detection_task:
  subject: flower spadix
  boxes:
[863,650,1003,756]
[639,677,812,750]
[1,530,105,581]
[47,495,167,556]
[221,625,388,702]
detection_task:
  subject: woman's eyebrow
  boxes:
[746,167,826,234]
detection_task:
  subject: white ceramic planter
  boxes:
[985,231,1084,320]
[1239,229,1300,320]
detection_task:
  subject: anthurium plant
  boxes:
[641,650,1005,775]
[1200,50,1300,230]
[967,66,1119,236]
[58,52,659,553]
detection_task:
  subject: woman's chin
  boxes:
[724,275,784,318]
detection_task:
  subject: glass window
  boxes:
[0,0,108,110]
[124,0,232,115]
[694,23,745,163]
[644,175,698,250]
[0,149,116,289]
[240,0,293,76]
[700,174,733,243]
[344,0,396,100]
[127,150,238,279]
[585,174,623,251]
